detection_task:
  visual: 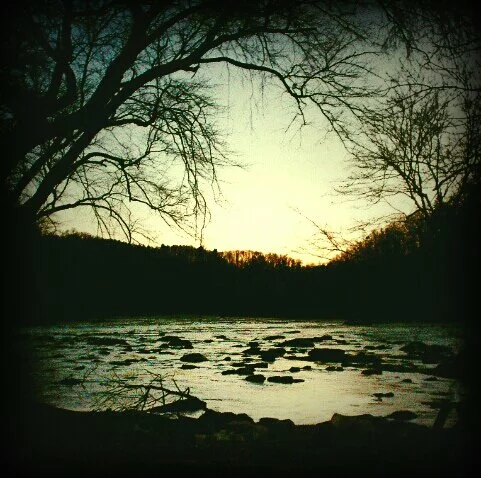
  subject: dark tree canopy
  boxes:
[299,0,481,262]
[2,0,478,242]
[2,0,479,329]
[1,0,385,241]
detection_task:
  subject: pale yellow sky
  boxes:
[56,65,409,264]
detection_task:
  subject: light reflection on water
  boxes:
[22,316,463,427]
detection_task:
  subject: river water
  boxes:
[21,316,464,427]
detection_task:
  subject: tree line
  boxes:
[26,231,316,323]
[23,184,478,326]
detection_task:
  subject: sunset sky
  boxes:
[57,65,408,264]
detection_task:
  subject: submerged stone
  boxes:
[85,336,129,347]
[110,358,138,366]
[325,365,343,372]
[373,392,394,398]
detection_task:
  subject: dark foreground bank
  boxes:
[5,402,479,478]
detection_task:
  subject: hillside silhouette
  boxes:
[13,193,478,329]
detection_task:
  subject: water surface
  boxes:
[22,316,463,427]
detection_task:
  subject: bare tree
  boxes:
[1,0,379,242]
[295,0,480,262]
[337,84,480,220]
[337,1,481,221]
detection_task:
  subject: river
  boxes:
[20,316,464,427]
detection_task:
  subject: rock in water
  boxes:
[180,353,208,362]
[245,374,266,383]
[267,375,304,384]
[307,348,345,362]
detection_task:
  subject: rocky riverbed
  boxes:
[20,317,465,427]
[10,317,476,477]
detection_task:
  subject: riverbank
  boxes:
[6,401,477,478]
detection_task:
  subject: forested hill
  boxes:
[28,233,326,322]
[20,201,478,326]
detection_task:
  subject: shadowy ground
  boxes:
[5,401,478,478]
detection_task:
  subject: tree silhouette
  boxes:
[339,85,480,221]
[297,1,480,263]
[337,1,480,221]
[1,0,381,241]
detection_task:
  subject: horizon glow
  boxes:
[55,66,411,265]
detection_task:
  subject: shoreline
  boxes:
[7,401,477,478]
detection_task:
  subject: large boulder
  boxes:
[267,375,304,384]
[260,348,287,362]
[400,341,452,363]
[343,351,382,367]
[258,417,295,433]
[245,374,266,383]
[279,338,316,348]
[149,396,206,413]
[180,352,208,363]
[431,352,464,378]
[386,410,418,421]
[197,409,254,430]
[330,413,385,433]
[307,348,346,362]
[222,365,256,375]
[160,335,193,349]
